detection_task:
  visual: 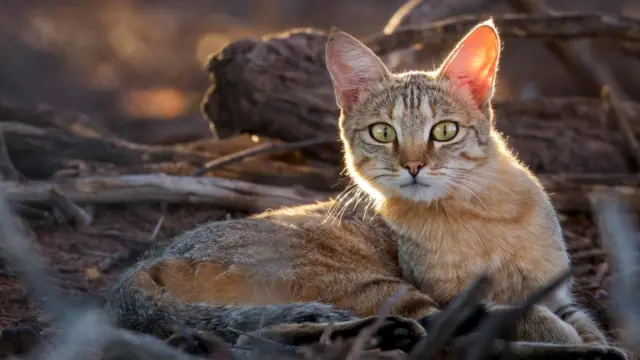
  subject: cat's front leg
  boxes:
[510,304,583,344]
[451,335,627,360]
[464,303,607,346]
[418,303,582,344]
[547,294,609,345]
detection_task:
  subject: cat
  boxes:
[107,20,618,356]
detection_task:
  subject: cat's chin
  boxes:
[389,183,447,204]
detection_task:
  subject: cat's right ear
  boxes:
[326,30,390,111]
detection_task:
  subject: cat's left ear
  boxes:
[438,20,501,108]
[326,29,390,111]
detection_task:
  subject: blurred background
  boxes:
[0,0,638,144]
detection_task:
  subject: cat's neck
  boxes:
[375,148,542,240]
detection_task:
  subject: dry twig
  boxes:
[85,206,166,279]
[366,12,640,57]
[48,188,93,229]
[0,130,23,181]
[347,287,407,359]
[408,274,491,360]
[193,137,336,177]
[4,174,329,213]
[461,270,571,360]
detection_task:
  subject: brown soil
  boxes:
[0,203,629,346]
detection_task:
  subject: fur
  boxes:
[107,21,608,347]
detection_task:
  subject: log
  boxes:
[106,116,213,146]
[202,18,640,172]
[3,174,330,213]
[0,108,341,191]
[204,29,640,174]
[202,29,342,163]
[0,121,204,179]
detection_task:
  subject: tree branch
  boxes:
[3,174,330,213]
[366,12,640,57]
[193,136,336,177]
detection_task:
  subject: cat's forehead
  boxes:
[366,73,452,115]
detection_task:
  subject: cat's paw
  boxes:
[418,303,489,337]
[0,326,41,356]
[165,329,226,356]
[366,316,426,352]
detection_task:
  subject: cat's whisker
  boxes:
[350,188,369,212]
[447,170,513,196]
[327,183,367,226]
[444,175,491,210]
[335,196,354,226]
[324,184,360,224]
[362,196,377,222]
[450,171,517,205]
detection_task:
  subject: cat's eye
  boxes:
[431,121,459,142]
[369,123,396,143]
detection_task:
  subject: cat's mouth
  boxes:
[399,179,430,188]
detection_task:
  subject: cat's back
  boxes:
[159,200,396,266]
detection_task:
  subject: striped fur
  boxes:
[106,22,613,351]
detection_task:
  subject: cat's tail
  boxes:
[106,262,355,343]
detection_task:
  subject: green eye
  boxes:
[431,121,459,142]
[369,123,397,143]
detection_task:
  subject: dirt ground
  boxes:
[0,199,629,345]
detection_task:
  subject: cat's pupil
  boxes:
[383,127,388,139]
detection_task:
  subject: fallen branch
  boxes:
[0,130,23,181]
[409,274,491,360]
[48,188,93,229]
[203,24,640,174]
[193,136,337,177]
[384,0,496,34]
[366,12,640,57]
[3,174,330,213]
[381,0,496,69]
[85,206,166,279]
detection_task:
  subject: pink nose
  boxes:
[403,161,424,176]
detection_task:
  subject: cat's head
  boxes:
[326,20,502,203]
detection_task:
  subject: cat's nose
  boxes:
[403,161,424,177]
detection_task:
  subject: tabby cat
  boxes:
[107,20,618,356]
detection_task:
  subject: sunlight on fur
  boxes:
[326,20,506,209]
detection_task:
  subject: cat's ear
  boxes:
[326,29,390,110]
[438,20,501,108]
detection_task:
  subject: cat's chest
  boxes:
[397,219,523,304]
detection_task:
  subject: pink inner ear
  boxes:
[326,32,388,110]
[442,24,500,107]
